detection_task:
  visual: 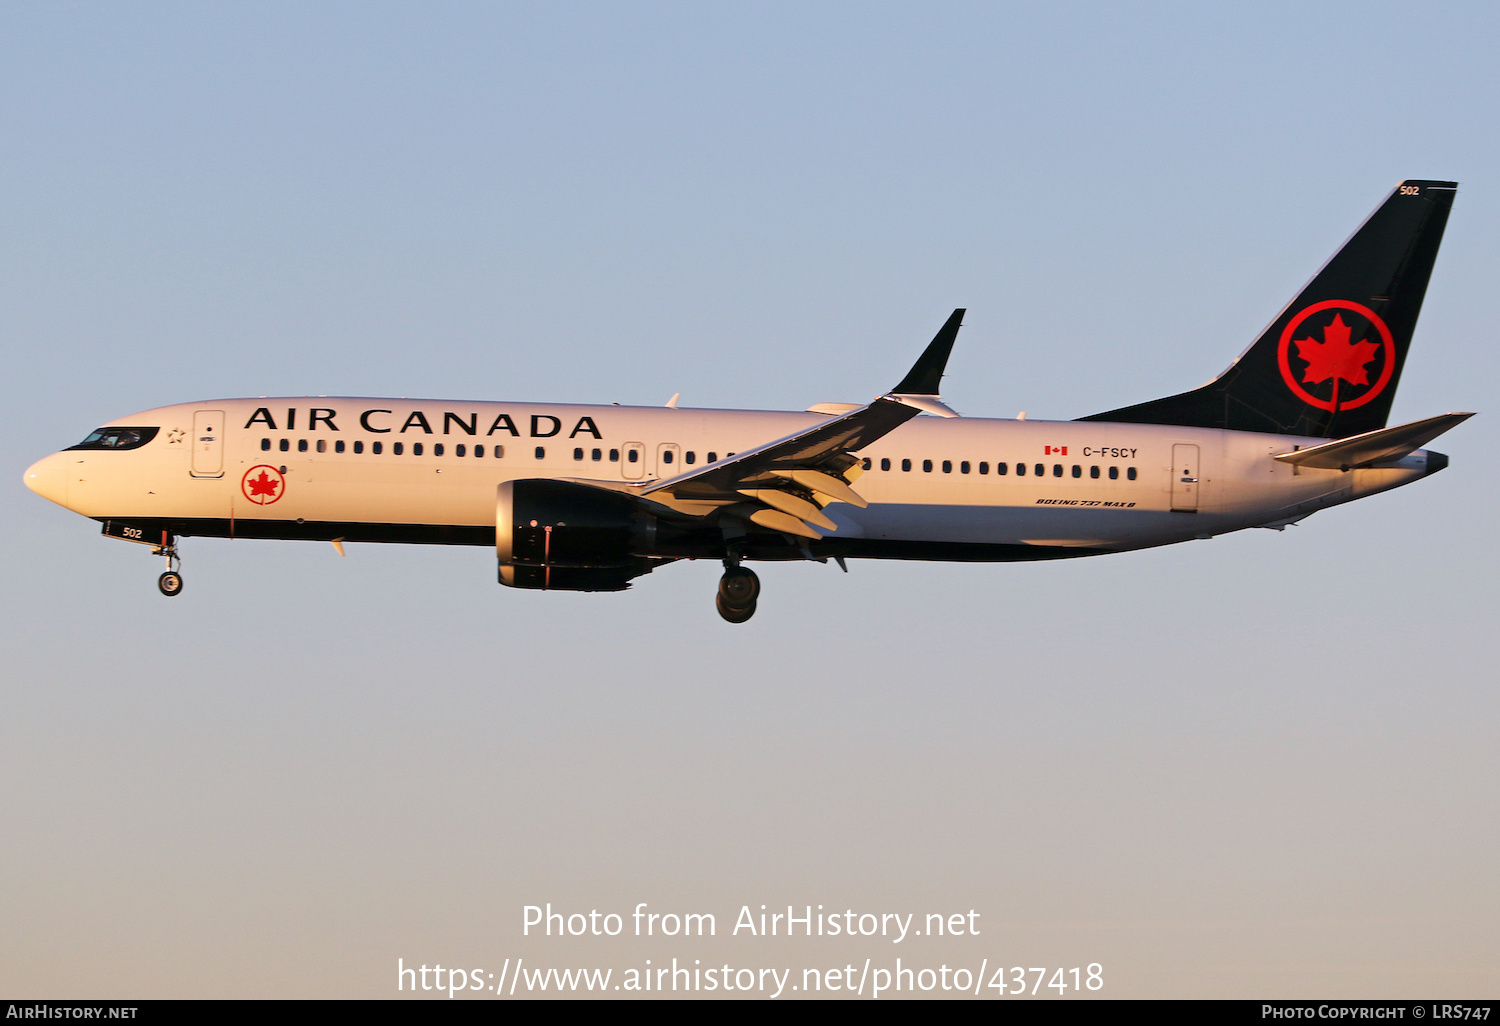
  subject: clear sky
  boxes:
[3,1,1497,998]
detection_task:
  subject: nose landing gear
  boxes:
[716,564,759,623]
[153,537,184,597]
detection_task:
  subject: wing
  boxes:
[634,308,966,539]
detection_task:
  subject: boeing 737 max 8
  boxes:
[24,180,1473,622]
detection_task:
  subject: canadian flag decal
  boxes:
[1044,445,1068,456]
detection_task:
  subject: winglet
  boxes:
[890,308,964,396]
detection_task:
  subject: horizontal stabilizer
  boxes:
[1273,412,1474,470]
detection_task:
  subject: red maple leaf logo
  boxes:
[1294,313,1380,388]
[246,470,280,498]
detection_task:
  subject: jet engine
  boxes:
[496,479,656,591]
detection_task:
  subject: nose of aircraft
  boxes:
[23,452,69,507]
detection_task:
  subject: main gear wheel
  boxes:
[716,567,760,623]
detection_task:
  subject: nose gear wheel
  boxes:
[152,536,183,597]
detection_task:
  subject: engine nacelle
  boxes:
[496,479,656,591]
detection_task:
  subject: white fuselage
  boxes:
[24,396,1438,561]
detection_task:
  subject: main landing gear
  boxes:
[154,537,184,597]
[716,563,760,623]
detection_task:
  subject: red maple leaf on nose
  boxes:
[1295,313,1380,387]
[246,470,280,498]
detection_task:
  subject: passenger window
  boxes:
[297,439,308,452]
[435,444,444,456]
[475,445,485,458]
[960,461,970,474]
[979,462,989,475]
[881,458,891,471]
[394,442,404,455]
[494,445,504,458]
[942,460,952,473]
[372,441,382,455]
[280,439,290,452]
[923,460,933,472]
[413,442,423,456]
[1090,465,1099,478]
[261,438,271,451]
[335,440,345,454]
[592,448,602,461]
[902,459,912,472]
[1053,464,1063,477]
[1071,464,1081,478]
[627,449,638,463]
[610,449,619,462]
[456,444,466,457]
[707,452,717,462]
[535,446,545,459]
[1127,467,1137,480]
[997,462,1007,475]
[1015,463,1024,476]
[317,439,326,453]
[861,457,871,470]
[574,447,584,461]
[663,450,674,464]
[1035,464,1044,476]
[686,452,696,465]
[353,440,363,454]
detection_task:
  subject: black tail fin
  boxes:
[1079,180,1456,438]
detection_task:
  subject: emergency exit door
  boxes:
[621,441,645,480]
[1170,443,1199,512]
[190,410,225,477]
[656,442,681,478]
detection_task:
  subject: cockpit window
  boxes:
[66,426,160,451]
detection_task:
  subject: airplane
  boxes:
[24,179,1473,623]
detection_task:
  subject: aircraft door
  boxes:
[621,442,645,480]
[1171,443,1199,511]
[656,442,680,478]
[190,410,225,478]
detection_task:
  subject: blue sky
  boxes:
[3,2,1496,997]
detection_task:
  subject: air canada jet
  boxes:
[24,180,1473,622]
